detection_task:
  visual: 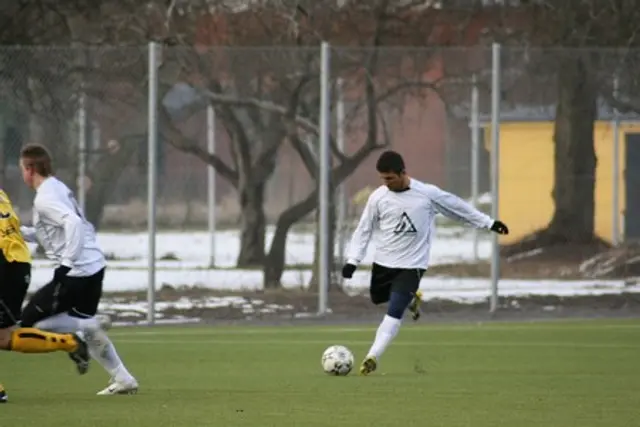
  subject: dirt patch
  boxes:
[427,241,640,281]
[578,242,640,278]
[98,286,640,326]
[428,260,588,280]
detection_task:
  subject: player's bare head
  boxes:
[20,143,53,187]
[376,150,408,191]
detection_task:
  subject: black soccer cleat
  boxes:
[68,333,90,375]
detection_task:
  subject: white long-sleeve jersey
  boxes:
[346,178,494,270]
[20,177,105,277]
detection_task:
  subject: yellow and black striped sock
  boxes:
[9,328,78,353]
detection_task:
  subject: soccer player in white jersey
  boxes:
[341,150,509,375]
[17,143,139,395]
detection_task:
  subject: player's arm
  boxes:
[35,194,84,271]
[426,185,509,234]
[19,226,37,242]
[342,192,379,278]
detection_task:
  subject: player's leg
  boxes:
[360,268,425,375]
[367,263,395,305]
[0,262,89,361]
[49,269,138,395]
[360,264,395,375]
[360,291,411,375]
[1,324,81,354]
[34,312,138,393]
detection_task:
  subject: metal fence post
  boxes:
[335,77,347,287]
[490,43,501,315]
[207,104,217,267]
[471,74,480,261]
[147,41,159,325]
[77,92,87,213]
[612,76,621,246]
[318,41,331,315]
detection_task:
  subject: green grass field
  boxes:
[2,319,639,427]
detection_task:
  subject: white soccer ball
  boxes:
[321,345,354,376]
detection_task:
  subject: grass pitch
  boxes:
[2,318,639,427]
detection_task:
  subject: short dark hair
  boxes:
[376,150,405,174]
[20,143,54,176]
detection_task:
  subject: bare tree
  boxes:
[0,3,77,188]
[1,1,479,288]
[0,1,152,227]
[484,1,640,254]
[130,1,480,287]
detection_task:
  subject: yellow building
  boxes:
[484,121,640,245]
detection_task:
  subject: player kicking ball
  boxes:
[0,189,90,402]
[341,150,509,375]
[17,143,139,395]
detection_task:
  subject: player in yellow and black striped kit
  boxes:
[0,189,89,403]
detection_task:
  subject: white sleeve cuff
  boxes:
[346,259,359,266]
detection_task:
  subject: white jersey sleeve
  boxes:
[346,188,382,266]
[32,177,105,277]
[425,184,494,229]
[20,225,37,243]
[35,190,84,268]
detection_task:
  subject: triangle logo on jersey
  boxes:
[393,212,417,234]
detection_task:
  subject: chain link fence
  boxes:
[2,45,638,323]
[330,46,496,297]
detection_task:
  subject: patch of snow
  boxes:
[59,268,640,306]
[506,248,544,262]
[23,228,639,307]
[28,226,493,269]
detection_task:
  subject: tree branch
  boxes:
[343,78,444,126]
[289,133,319,181]
[253,51,316,182]
[202,88,320,135]
[157,105,240,187]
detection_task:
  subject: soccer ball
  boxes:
[321,345,354,376]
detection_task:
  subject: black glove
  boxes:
[53,265,71,283]
[341,263,356,279]
[490,220,509,235]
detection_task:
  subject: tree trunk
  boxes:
[263,218,291,289]
[263,192,317,288]
[546,55,598,243]
[85,138,140,229]
[236,180,266,267]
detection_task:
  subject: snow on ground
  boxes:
[28,262,640,305]
[26,226,640,304]
[98,296,298,325]
[68,225,491,267]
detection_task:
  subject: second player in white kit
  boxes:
[18,143,139,395]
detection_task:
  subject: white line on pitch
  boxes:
[111,338,640,349]
[107,322,640,337]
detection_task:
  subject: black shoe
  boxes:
[68,333,90,375]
